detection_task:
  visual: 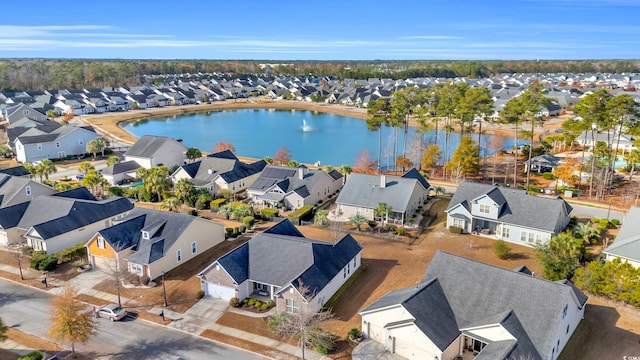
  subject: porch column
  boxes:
[270,284,274,300]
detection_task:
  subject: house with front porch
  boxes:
[0,187,133,252]
[359,251,587,360]
[247,165,343,210]
[335,168,431,224]
[445,182,573,247]
[171,150,267,195]
[198,219,362,314]
[85,207,225,279]
[13,123,99,163]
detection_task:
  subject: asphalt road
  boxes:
[0,279,263,360]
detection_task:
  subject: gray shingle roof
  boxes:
[100,160,140,176]
[0,166,30,177]
[208,219,361,294]
[122,208,196,265]
[336,173,424,212]
[446,182,572,232]
[248,165,329,198]
[124,135,186,158]
[603,206,640,261]
[422,251,586,359]
[174,150,266,186]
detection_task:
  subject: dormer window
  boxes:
[142,231,149,240]
[97,236,105,249]
[25,186,31,196]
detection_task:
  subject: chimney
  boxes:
[207,168,213,175]
[298,167,304,180]
[380,174,386,188]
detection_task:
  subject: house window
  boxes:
[176,249,182,262]
[55,141,60,148]
[452,218,465,228]
[37,143,42,150]
[343,267,347,279]
[502,227,510,239]
[142,231,149,240]
[25,186,31,196]
[23,109,29,115]
[79,139,84,145]
[521,231,535,243]
[562,304,568,319]
[353,257,357,267]
[191,241,197,254]
[479,204,490,214]
[131,263,143,276]
[285,299,299,313]
[97,236,105,249]
[566,324,570,334]
[536,233,544,244]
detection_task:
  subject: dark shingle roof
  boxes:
[422,251,586,359]
[123,208,196,265]
[0,202,30,228]
[336,173,425,211]
[401,168,431,191]
[97,214,145,250]
[0,166,30,177]
[446,182,572,232]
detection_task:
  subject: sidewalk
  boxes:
[0,262,329,359]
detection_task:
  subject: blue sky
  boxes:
[2,0,639,60]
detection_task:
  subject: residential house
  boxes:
[100,160,141,185]
[171,150,266,194]
[524,154,565,173]
[124,135,187,169]
[247,165,343,210]
[85,207,225,279]
[359,251,587,360]
[198,219,362,314]
[0,187,133,251]
[0,173,56,208]
[576,130,637,154]
[13,124,99,163]
[445,182,573,246]
[603,206,640,268]
[3,103,47,125]
[335,168,431,224]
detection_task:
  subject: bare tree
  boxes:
[99,242,130,307]
[268,281,336,359]
[329,220,346,241]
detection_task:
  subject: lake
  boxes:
[122,108,524,167]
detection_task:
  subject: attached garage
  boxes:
[205,282,236,300]
[91,255,116,272]
[0,232,8,246]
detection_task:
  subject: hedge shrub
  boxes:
[261,208,279,218]
[287,205,314,222]
[243,216,255,229]
[54,243,86,264]
[225,228,234,238]
[448,226,463,234]
[18,352,43,360]
[30,251,58,271]
[542,172,555,180]
[210,198,226,210]
[494,240,512,259]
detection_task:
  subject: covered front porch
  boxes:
[471,219,500,237]
[254,192,285,210]
[249,281,279,301]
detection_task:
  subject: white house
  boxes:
[247,165,343,210]
[0,173,56,209]
[124,135,187,169]
[445,182,573,247]
[171,150,267,194]
[0,187,133,253]
[359,251,587,360]
[198,219,362,314]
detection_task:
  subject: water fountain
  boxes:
[302,118,314,132]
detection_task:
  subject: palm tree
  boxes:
[106,155,121,166]
[434,186,446,196]
[218,204,234,219]
[314,209,329,226]
[96,137,110,157]
[374,202,392,231]
[573,222,601,245]
[186,147,202,162]
[173,178,196,205]
[348,214,367,232]
[161,197,181,212]
[78,161,94,174]
[232,205,253,220]
[37,159,57,181]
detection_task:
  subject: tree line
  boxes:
[2,59,640,91]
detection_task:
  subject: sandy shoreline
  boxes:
[81,98,522,148]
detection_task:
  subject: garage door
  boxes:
[92,255,115,272]
[206,282,236,300]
